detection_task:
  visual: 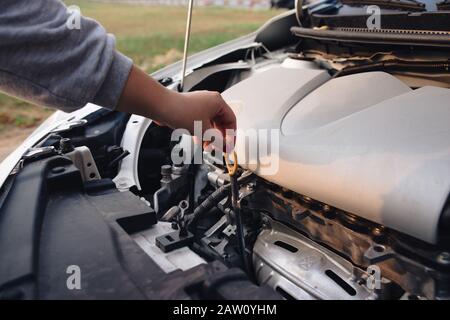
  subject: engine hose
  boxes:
[230,172,250,275]
[187,170,253,228]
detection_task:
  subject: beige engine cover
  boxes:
[223,66,450,244]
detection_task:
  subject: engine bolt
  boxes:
[437,252,450,264]
[161,164,172,175]
[261,216,271,229]
[59,138,74,153]
[302,196,313,204]
[322,205,337,219]
[372,227,384,236]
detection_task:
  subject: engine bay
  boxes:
[1,9,450,301]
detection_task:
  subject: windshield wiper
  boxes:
[340,0,426,11]
[291,26,450,47]
[333,59,450,78]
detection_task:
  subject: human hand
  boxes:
[116,66,236,151]
[159,90,237,151]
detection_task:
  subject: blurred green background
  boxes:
[0,0,282,160]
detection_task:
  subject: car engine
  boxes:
[1,8,449,301]
[134,141,449,300]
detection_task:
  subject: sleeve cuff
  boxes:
[93,50,133,110]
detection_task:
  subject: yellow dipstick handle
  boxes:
[224,151,238,176]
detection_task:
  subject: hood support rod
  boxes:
[180,0,194,92]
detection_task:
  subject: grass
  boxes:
[0,1,283,135]
[71,2,281,72]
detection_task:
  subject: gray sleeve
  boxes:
[0,0,133,112]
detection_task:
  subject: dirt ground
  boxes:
[0,127,39,162]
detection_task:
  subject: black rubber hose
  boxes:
[230,174,250,275]
[188,163,196,212]
[187,171,253,228]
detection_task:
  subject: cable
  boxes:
[226,151,250,274]
[187,169,252,227]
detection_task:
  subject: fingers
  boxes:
[224,131,236,153]
[214,94,237,130]
[158,90,236,152]
[212,94,236,152]
[200,119,213,151]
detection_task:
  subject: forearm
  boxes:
[116,66,180,124]
[116,66,236,148]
